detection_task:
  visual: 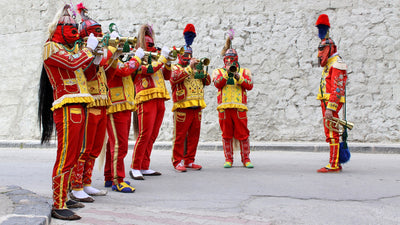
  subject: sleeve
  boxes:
[237,68,253,91]
[139,55,168,77]
[170,65,189,85]
[326,66,347,111]
[203,71,212,86]
[212,69,227,89]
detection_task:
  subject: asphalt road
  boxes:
[0,148,399,225]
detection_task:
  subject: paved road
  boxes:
[0,148,400,225]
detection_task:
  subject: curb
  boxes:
[0,185,51,225]
[1,140,400,154]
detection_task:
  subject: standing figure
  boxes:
[315,14,348,173]
[212,32,254,168]
[170,24,211,172]
[104,35,144,193]
[38,5,98,220]
[129,24,172,180]
[69,4,114,202]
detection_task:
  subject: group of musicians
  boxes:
[38,4,347,221]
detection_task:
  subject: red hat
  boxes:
[316,14,330,27]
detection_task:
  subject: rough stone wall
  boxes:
[0,0,399,143]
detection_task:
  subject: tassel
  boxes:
[227,74,235,85]
[146,55,154,73]
[122,41,130,52]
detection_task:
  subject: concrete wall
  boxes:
[0,0,399,144]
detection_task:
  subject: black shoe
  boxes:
[51,208,81,220]
[66,199,85,209]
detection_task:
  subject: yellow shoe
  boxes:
[112,182,135,193]
[244,162,254,168]
[224,162,232,168]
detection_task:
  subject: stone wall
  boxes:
[0,0,399,143]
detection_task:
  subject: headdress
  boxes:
[48,4,79,45]
[316,14,330,40]
[137,24,155,51]
[77,3,102,38]
[183,23,196,54]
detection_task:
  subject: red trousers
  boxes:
[131,98,165,170]
[172,108,202,167]
[104,110,131,184]
[219,109,251,163]
[52,104,86,209]
[321,101,343,168]
[71,106,107,190]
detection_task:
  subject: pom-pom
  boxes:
[77,3,86,14]
[183,24,196,47]
[316,14,330,27]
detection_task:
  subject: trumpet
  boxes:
[198,57,210,66]
[141,47,184,61]
[83,36,137,47]
[325,117,354,133]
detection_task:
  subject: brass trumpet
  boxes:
[199,57,210,66]
[142,47,184,61]
[325,117,354,133]
[83,36,137,47]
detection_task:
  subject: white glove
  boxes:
[86,33,99,51]
[135,47,145,59]
[161,46,171,58]
[110,31,120,39]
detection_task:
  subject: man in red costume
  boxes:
[170,24,211,172]
[315,14,348,173]
[103,35,145,193]
[38,5,99,220]
[129,24,172,180]
[212,32,254,169]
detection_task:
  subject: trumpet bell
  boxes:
[200,58,210,66]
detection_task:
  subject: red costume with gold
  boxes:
[212,33,254,168]
[316,14,348,173]
[70,4,116,202]
[39,5,97,220]
[104,54,142,192]
[129,25,171,180]
[170,24,211,172]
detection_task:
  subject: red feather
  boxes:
[77,3,86,14]
[316,14,330,27]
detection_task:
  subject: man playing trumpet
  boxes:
[315,14,348,173]
[212,30,254,169]
[170,24,211,172]
[129,24,172,180]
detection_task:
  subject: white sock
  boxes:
[141,169,155,174]
[84,186,100,195]
[131,169,143,177]
[71,190,90,199]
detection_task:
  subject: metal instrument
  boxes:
[83,36,137,47]
[325,117,354,133]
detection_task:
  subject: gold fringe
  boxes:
[217,104,248,112]
[107,102,136,114]
[172,100,207,112]
[43,42,61,61]
[135,89,170,104]
[51,96,94,111]
[87,98,112,108]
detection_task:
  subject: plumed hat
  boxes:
[183,24,196,53]
[77,3,101,37]
[316,14,330,40]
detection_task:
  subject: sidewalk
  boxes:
[1,146,400,225]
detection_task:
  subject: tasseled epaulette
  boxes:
[43,42,61,61]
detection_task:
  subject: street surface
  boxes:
[0,148,399,225]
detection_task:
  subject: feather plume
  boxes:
[137,24,155,49]
[183,24,196,47]
[221,36,232,57]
